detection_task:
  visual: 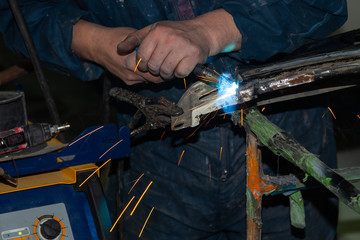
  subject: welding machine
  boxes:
[0,0,131,238]
[0,123,130,240]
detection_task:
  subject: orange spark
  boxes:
[160,131,166,141]
[261,107,266,112]
[139,207,155,238]
[54,131,60,139]
[328,107,336,120]
[69,126,104,146]
[186,110,218,140]
[211,110,219,120]
[171,118,178,130]
[79,158,112,187]
[188,96,217,111]
[241,108,243,126]
[134,58,142,72]
[357,114,360,119]
[196,70,220,84]
[219,147,223,161]
[223,114,226,119]
[110,196,135,232]
[183,90,197,97]
[185,120,206,140]
[201,112,211,121]
[99,139,123,159]
[130,181,153,216]
[128,173,145,194]
[183,78,187,89]
[178,150,185,166]
[196,75,218,84]
[205,110,219,127]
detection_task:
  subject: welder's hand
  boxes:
[71,20,162,85]
[117,21,209,80]
[117,9,242,81]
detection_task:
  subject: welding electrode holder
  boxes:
[193,64,221,81]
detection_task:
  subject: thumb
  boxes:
[117,26,151,54]
[117,34,140,54]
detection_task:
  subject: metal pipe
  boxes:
[244,107,360,214]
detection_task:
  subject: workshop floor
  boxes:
[1,35,360,239]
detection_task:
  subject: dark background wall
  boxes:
[0,35,115,142]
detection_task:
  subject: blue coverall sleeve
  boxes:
[215,0,348,61]
[0,0,103,80]
[0,0,348,80]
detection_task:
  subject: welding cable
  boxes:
[7,0,64,142]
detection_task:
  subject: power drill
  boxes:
[0,123,70,155]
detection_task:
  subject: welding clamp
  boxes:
[109,87,183,137]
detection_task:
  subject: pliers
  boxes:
[109,87,183,137]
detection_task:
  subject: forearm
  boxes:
[71,20,100,62]
[71,20,136,67]
[72,19,162,85]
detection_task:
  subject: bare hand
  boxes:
[71,20,162,85]
[117,9,242,81]
[117,20,210,80]
[72,9,241,85]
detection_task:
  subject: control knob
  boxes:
[40,218,62,239]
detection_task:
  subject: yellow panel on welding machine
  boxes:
[0,164,97,195]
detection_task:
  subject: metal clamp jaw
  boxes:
[170,80,253,131]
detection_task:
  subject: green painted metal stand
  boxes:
[236,107,360,239]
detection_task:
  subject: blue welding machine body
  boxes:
[0,125,130,240]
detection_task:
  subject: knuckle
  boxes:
[174,71,187,78]
[136,53,147,64]
[189,46,202,58]
[166,33,178,43]
[147,61,160,72]
[137,59,149,71]
[160,67,173,79]
[151,24,166,35]
[174,69,187,78]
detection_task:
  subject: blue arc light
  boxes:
[216,72,239,113]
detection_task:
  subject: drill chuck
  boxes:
[0,123,70,155]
